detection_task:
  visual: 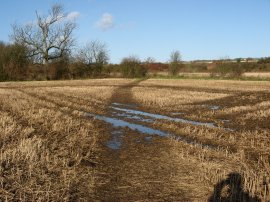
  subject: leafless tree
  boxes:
[11,4,76,76]
[169,50,182,76]
[78,40,109,65]
[145,57,156,64]
[170,50,181,63]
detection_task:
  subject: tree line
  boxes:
[0,4,112,81]
[1,4,269,81]
[0,4,181,81]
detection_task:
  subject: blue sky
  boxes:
[0,0,270,63]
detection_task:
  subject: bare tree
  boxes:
[169,50,182,76]
[78,40,109,65]
[77,40,109,75]
[120,56,147,78]
[170,50,181,63]
[145,57,156,64]
[11,4,76,77]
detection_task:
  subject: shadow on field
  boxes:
[94,78,191,201]
[209,172,260,202]
[109,78,147,104]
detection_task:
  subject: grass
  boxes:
[132,79,270,200]
[0,78,269,201]
[151,73,270,81]
[0,87,103,200]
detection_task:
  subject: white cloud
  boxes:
[66,11,80,20]
[96,13,114,31]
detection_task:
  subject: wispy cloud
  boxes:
[96,13,114,31]
[66,11,80,20]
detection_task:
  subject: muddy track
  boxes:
[17,85,241,153]
[92,79,203,200]
[89,80,263,200]
[15,85,241,155]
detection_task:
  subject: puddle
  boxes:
[111,106,216,128]
[221,119,230,123]
[202,105,221,110]
[209,106,220,110]
[106,131,123,150]
[144,136,153,143]
[85,103,234,151]
[112,102,137,108]
[86,113,167,136]
[217,119,234,131]
[113,112,154,123]
[171,112,186,115]
[86,112,218,150]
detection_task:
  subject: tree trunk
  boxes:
[43,59,49,80]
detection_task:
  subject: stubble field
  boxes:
[0,78,269,201]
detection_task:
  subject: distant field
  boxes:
[0,79,269,201]
[150,71,270,79]
[243,72,270,78]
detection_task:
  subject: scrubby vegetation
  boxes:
[0,42,29,81]
[168,50,183,76]
[1,39,270,81]
[210,61,244,78]
[120,56,147,78]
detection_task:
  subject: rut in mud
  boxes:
[92,79,191,200]
[91,80,226,200]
